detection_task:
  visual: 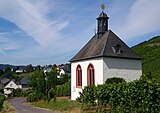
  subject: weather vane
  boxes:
[101,4,105,11]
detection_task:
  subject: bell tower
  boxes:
[97,4,109,35]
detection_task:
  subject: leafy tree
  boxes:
[46,69,57,89]
[0,69,3,76]
[48,64,52,68]
[29,71,46,94]
[2,71,14,79]
[53,64,57,68]
[26,64,33,72]
[57,74,69,85]
[29,69,58,96]
[35,65,41,71]
[4,66,11,73]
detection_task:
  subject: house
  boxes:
[63,64,71,76]
[0,78,10,90]
[4,80,21,95]
[44,66,52,73]
[59,64,71,76]
[15,69,24,73]
[20,76,29,91]
[70,7,142,100]
[59,69,65,75]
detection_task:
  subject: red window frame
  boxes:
[87,64,95,86]
[76,65,82,88]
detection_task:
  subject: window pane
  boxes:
[77,65,82,87]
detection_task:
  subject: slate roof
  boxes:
[98,11,108,18]
[0,78,10,86]
[62,64,71,73]
[20,77,29,85]
[70,30,142,62]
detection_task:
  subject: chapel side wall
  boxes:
[71,58,103,100]
[103,57,142,83]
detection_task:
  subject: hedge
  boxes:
[27,92,45,102]
[105,77,126,84]
[77,79,160,113]
[56,81,71,97]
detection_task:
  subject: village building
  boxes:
[4,80,21,95]
[70,6,142,100]
[20,76,29,91]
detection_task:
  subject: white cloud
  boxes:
[116,0,160,40]
[0,0,68,46]
[0,37,20,50]
[0,34,20,55]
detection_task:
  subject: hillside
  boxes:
[132,36,160,79]
[0,64,26,70]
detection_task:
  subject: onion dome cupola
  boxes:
[97,4,109,35]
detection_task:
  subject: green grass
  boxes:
[0,101,15,113]
[31,98,81,113]
[31,98,110,113]
[131,36,160,79]
[18,72,33,77]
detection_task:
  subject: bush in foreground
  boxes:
[0,95,6,111]
[77,79,160,113]
[105,77,126,84]
[27,92,46,102]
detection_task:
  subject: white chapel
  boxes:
[70,6,142,100]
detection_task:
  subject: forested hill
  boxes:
[132,36,160,79]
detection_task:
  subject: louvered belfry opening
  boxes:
[97,11,109,35]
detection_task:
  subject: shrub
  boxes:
[21,89,33,97]
[56,81,71,97]
[78,79,160,112]
[48,87,56,101]
[77,85,96,107]
[27,92,45,102]
[105,77,126,84]
[10,88,22,97]
[0,95,6,111]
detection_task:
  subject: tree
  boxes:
[4,66,11,73]
[29,71,46,94]
[35,65,41,71]
[0,69,4,76]
[26,64,33,72]
[57,74,69,85]
[53,64,57,68]
[46,69,57,89]
[2,66,14,79]
[29,69,58,96]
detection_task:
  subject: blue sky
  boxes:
[0,0,160,65]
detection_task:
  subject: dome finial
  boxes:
[101,4,105,11]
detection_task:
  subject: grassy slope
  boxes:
[132,36,160,79]
[18,72,33,77]
[31,98,81,113]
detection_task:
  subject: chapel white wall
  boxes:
[71,58,103,100]
[103,57,142,83]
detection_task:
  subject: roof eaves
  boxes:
[70,55,103,62]
[70,54,142,62]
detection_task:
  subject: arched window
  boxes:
[76,65,82,88]
[87,64,95,86]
